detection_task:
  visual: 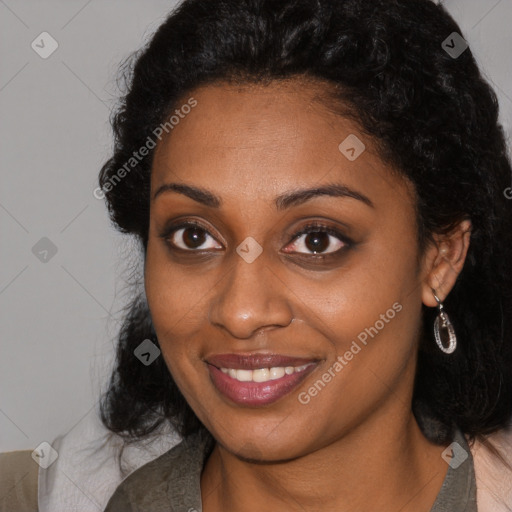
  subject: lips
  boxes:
[205,353,319,406]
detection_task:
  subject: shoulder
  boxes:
[104,432,210,512]
[0,450,39,512]
[104,443,188,511]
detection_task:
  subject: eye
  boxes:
[160,219,351,257]
[283,222,350,256]
[163,221,222,251]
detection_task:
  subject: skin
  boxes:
[144,78,472,512]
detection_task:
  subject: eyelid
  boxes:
[289,222,352,245]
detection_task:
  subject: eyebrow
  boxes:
[152,181,374,210]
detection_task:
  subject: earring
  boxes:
[431,288,457,354]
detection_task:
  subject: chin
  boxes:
[207,416,316,462]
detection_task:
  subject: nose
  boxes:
[208,251,294,339]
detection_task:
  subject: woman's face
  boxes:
[145,79,431,461]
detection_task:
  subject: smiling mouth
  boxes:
[205,353,319,406]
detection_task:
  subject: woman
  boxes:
[97,0,512,510]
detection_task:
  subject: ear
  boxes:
[421,219,472,307]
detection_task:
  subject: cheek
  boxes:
[303,232,419,349]
[289,252,421,441]
[145,275,206,406]
[144,241,201,362]
[300,227,422,396]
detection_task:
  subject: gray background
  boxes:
[1,0,511,452]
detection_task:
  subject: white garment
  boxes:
[38,407,181,512]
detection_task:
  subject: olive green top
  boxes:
[104,428,477,511]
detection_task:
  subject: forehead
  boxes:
[150,79,414,213]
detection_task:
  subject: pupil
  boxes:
[305,231,329,253]
[184,227,206,248]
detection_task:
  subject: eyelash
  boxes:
[160,220,352,259]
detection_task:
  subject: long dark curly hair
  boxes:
[98,0,512,464]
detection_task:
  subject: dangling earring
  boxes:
[431,288,457,354]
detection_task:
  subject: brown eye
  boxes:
[165,223,222,251]
[182,226,207,248]
[283,224,349,256]
[303,231,331,253]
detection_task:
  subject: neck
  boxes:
[201,406,449,512]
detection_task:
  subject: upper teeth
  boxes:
[220,364,311,383]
